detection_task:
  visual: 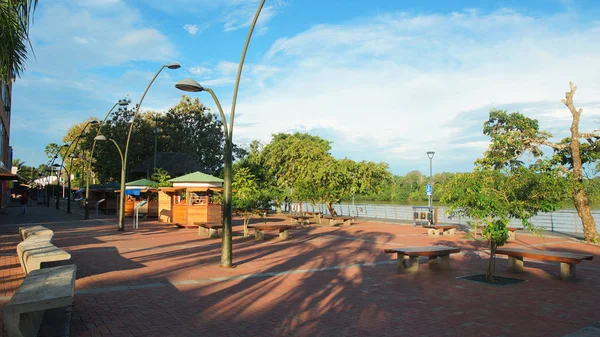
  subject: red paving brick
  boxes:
[1,205,599,336]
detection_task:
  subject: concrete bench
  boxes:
[3,265,76,337]
[17,240,71,275]
[423,225,459,237]
[194,222,223,238]
[248,224,297,241]
[288,215,311,226]
[321,216,354,226]
[496,248,594,281]
[18,225,53,240]
[384,246,461,274]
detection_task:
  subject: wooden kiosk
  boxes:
[158,171,223,228]
[123,179,159,218]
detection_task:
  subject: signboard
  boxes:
[426,184,432,196]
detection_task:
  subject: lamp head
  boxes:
[94,135,107,141]
[52,163,61,168]
[89,120,99,125]
[427,151,435,159]
[175,78,204,92]
[118,98,131,106]
[167,62,181,69]
[69,153,78,158]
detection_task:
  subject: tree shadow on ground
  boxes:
[70,247,146,279]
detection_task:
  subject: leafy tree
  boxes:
[261,132,332,210]
[443,165,566,280]
[0,0,38,83]
[479,83,599,243]
[232,167,261,236]
[159,96,225,175]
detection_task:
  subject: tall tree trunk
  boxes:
[325,201,338,217]
[563,82,599,243]
[243,214,250,237]
[486,241,496,281]
[573,189,598,243]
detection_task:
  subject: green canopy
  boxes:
[168,171,223,183]
[126,179,158,187]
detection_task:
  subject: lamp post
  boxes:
[174,0,265,267]
[85,98,131,219]
[94,135,124,225]
[66,152,79,214]
[117,62,180,231]
[55,120,99,212]
[427,151,435,223]
[52,163,64,209]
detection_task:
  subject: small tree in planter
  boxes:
[232,167,261,237]
[443,164,565,281]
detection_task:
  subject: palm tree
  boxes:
[11,158,25,170]
[0,0,38,83]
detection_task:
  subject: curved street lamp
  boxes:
[55,120,99,212]
[84,98,131,219]
[426,151,435,215]
[174,0,265,267]
[117,62,180,231]
[46,145,67,207]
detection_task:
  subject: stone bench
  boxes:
[194,222,223,238]
[384,246,461,274]
[288,215,311,226]
[321,216,354,226]
[495,248,594,281]
[3,265,76,337]
[17,239,71,275]
[18,225,54,241]
[248,224,297,241]
[423,225,459,237]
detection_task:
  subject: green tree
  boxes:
[0,0,38,83]
[479,83,599,242]
[159,96,225,175]
[232,167,261,236]
[443,165,566,280]
[261,132,331,210]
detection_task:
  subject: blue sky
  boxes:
[10,0,600,176]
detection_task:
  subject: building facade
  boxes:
[0,79,15,207]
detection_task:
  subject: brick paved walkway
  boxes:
[1,203,599,336]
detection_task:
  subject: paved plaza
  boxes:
[1,203,600,336]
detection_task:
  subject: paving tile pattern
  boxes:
[0,204,599,336]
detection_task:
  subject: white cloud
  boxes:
[224,4,277,32]
[184,24,199,35]
[183,23,209,35]
[229,9,600,173]
[189,66,211,77]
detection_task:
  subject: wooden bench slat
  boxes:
[194,222,223,229]
[423,225,458,230]
[496,248,593,264]
[384,246,461,257]
[249,224,297,231]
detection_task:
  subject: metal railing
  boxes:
[291,202,599,234]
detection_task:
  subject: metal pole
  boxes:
[120,65,170,231]
[153,118,158,174]
[85,99,129,220]
[428,157,432,208]
[219,0,265,267]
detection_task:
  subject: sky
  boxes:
[9,0,600,176]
